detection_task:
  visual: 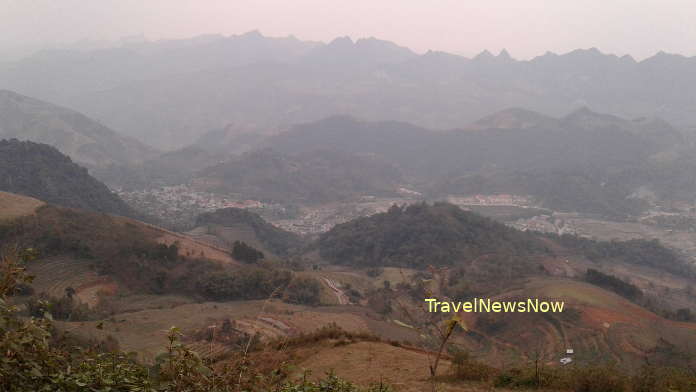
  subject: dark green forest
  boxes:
[0,139,135,217]
[318,202,549,267]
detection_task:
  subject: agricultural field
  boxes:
[26,257,107,305]
[462,278,696,368]
[55,300,409,362]
[187,224,268,255]
[152,228,238,264]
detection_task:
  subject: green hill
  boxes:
[196,148,404,204]
[317,202,549,268]
[0,139,134,217]
[195,207,305,257]
[92,146,225,190]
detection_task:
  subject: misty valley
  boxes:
[3,24,696,392]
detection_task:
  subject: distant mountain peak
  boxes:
[563,47,607,59]
[567,106,596,116]
[642,50,688,65]
[470,107,558,130]
[498,49,513,61]
[472,49,514,63]
[561,107,684,146]
[474,49,495,60]
[562,106,619,124]
[241,30,264,39]
[620,54,636,63]
[0,90,156,168]
[356,36,379,43]
[328,36,354,47]
[564,106,644,128]
[303,36,415,66]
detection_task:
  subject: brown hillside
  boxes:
[0,191,44,220]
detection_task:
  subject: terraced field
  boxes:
[56,301,307,361]
[27,257,104,301]
[155,231,238,265]
[186,224,280,259]
[465,278,696,367]
[186,341,235,361]
[54,299,412,362]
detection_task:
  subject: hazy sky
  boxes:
[2,0,695,59]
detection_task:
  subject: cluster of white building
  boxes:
[447,194,533,207]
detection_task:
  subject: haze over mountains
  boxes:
[1,32,696,149]
[195,148,405,204]
[6,23,696,389]
[261,110,691,217]
[0,89,155,168]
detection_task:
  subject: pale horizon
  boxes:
[2,0,696,60]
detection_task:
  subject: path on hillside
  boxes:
[322,277,351,305]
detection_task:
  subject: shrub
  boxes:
[284,276,322,305]
[25,292,94,321]
[196,268,292,301]
[232,240,265,263]
[585,269,642,301]
[450,350,497,381]
[1,249,390,392]
[572,366,627,392]
[366,267,383,277]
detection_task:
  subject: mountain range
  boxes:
[194,148,405,204]
[0,90,155,168]
[1,32,696,149]
[263,109,687,216]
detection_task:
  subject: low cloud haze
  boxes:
[2,0,695,59]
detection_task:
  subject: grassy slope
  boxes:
[8,192,696,376]
[0,191,44,220]
[455,278,696,369]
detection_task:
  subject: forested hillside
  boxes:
[265,112,685,217]
[318,202,549,268]
[196,148,405,203]
[92,146,225,190]
[0,139,135,217]
[318,202,692,279]
[196,207,305,257]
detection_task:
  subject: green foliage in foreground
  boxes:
[0,249,386,391]
[4,247,696,391]
[449,349,696,392]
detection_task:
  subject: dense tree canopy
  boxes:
[318,202,549,267]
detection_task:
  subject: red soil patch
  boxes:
[75,277,118,307]
[580,305,657,329]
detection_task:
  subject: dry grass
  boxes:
[0,191,44,221]
[156,232,238,265]
[295,341,502,392]
[27,257,101,298]
[57,301,275,361]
